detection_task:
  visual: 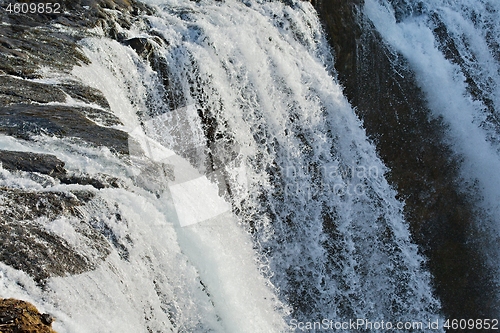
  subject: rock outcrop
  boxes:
[0,150,66,176]
[0,0,149,283]
[0,104,129,154]
[0,298,56,333]
[0,188,113,283]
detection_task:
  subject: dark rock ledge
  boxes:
[0,104,129,154]
[0,150,65,176]
[0,0,151,284]
[0,149,123,188]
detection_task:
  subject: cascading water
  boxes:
[0,0,450,331]
[365,0,500,309]
[138,0,442,323]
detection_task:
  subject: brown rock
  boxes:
[0,298,57,333]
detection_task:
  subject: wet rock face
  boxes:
[123,37,155,59]
[0,298,57,333]
[0,76,66,106]
[0,75,113,111]
[0,150,66,176]
[0,0,148,79]
[314,0,497,319]
[0,104,129,154]
[0,3,90,78]
[56,82,112,111]
[0,0,149,284]
[0,149,123,189]
[0,188,114,283]
[386,0,425,23]
[0,1,134,154]
[0,0,151,77]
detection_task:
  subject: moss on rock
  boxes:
[0,298,56,333]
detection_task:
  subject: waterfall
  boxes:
[365,0,500,307]
[0,0,450,331]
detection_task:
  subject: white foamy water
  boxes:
[365,0,500,298]
[1,0,445,331]
[136,0,441,324]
